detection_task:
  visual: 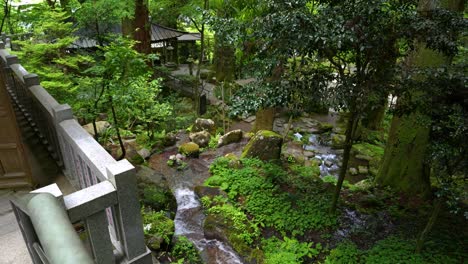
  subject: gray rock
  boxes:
[82,121,110,136]
[217,129,243,147]
[325,160,333,168]
[244,116,256,123]
[303,151,315,158]
[189,130,211,148]
[137,148,151,160]
[192,118,216,134]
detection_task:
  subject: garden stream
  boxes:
[173,187,243,264]
[149,115,376,263]
[153,144,246,264]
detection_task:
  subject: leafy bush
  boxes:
[324,241,362,264]
[142,210,174,250]
[208,133,221,149]
[206,158,336,235]
[204,196,260,245]
[262,236,322,264]
[171,236,202,264]
[324,236,464,264]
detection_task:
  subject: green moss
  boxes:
[258,130,281,137]
[130,154,145,165]
[376,114,430,195]
[319,122,334,133]
[352,143,384,158]
[241,130,283,160]
[179,142,200,157]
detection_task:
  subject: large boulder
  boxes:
[189,130,211,148]
[241,130,283,161]
[82,121,110,136]
[217,129,243,148]
[179,142,200,158]
[192,118,216,135]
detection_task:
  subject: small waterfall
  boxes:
[302,133,341,178]
[173,187,244,264]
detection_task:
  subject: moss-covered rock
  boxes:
[316,122,334,134]
[352,143,384,175]
[241,130,283,161]
[179,142,200,158]
[194,186,228,200]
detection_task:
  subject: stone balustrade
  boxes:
[1,41,151,264]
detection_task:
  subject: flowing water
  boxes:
[302,134,342,178]
[173,186,244,264]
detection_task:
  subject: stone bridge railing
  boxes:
[0,42,152,264]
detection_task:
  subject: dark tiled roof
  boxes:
[70,23,198,48]
[150,24,187,42]
[177,33,201,41]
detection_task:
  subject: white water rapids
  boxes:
[173,188,243,264]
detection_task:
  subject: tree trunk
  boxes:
[133,0,151,55]
[416,198,442,253]
[376,112,431,195]
[330,111,358,213]
[0,0,9,34]
[214,44,235,82]
[376,0,462,195]
[109,96,126,161]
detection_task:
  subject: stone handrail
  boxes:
[1,41,151,264]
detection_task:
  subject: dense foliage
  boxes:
[4,0,466,263]
[206,158,337,234]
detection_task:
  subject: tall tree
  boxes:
[376,0,465,196]
[133,0,151,54]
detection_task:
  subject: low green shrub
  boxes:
[206,158,337,235]
[262,236,322,264]
[324,241,361,264]
[171,236,202,264]
[142,209,174,250]
[324,236,464,264]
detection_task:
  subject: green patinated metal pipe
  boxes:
[27,193,94,264]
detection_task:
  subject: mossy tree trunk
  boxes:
[214,44,236,82]
[376,0,461,196]
[377,113,431,194]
